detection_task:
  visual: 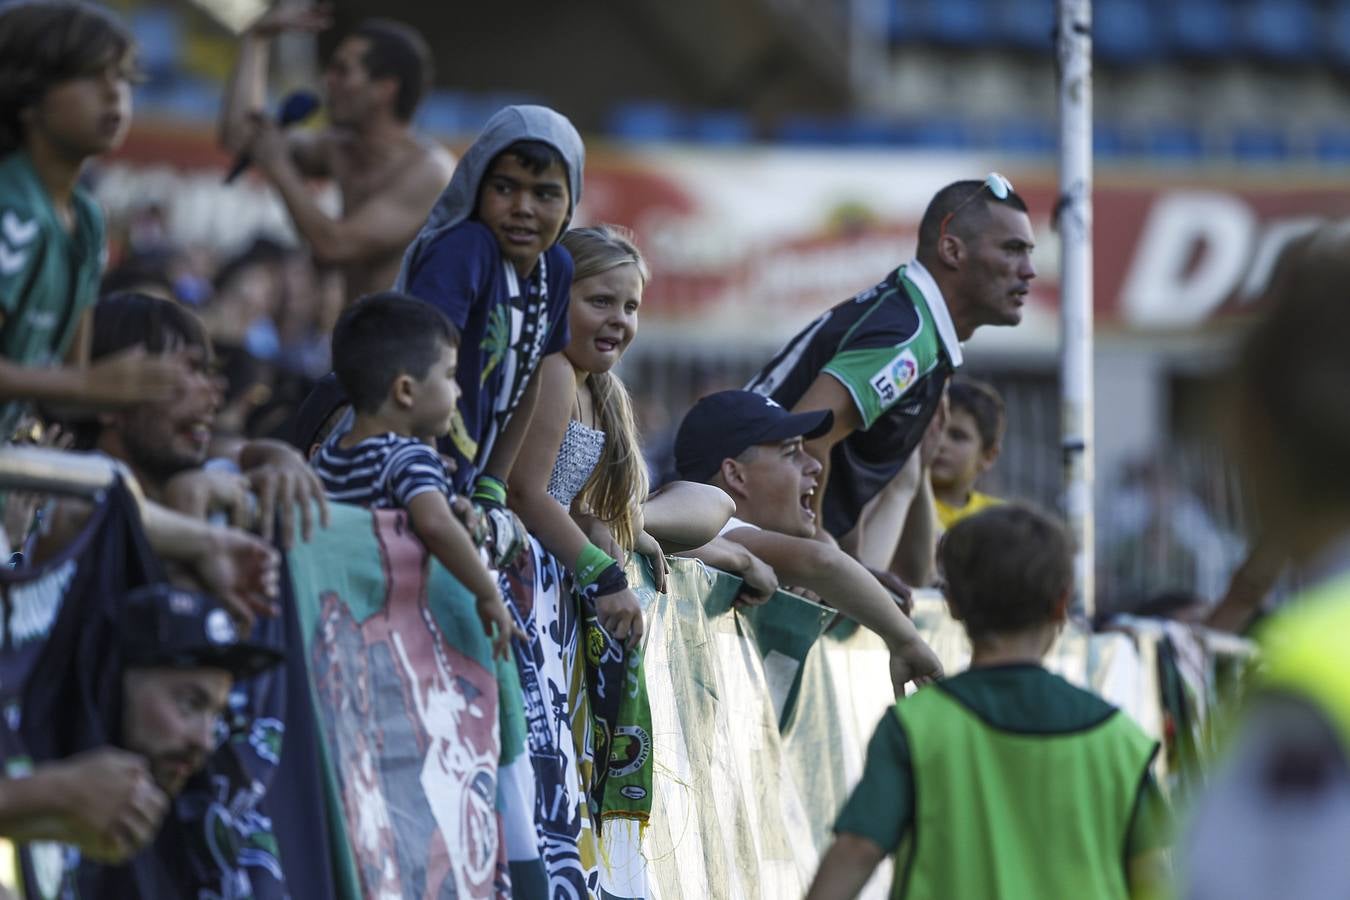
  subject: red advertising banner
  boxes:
[103,122,1350,345]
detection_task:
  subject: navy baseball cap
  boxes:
[675,390,833,483]
[118,584,283,680]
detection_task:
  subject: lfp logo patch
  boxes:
[869,349,919,406]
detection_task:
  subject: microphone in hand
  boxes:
[224,89,321,184]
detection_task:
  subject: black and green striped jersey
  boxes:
[746,260,962,537]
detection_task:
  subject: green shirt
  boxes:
[0,150,105,438]
[836,665,1168,898]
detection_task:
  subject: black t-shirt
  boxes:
[3,480,162,898]
[8,480,332,900]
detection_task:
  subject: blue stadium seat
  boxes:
[607,102,683,143]
[1094,0,1158,65]
[994,0,1056,51]
[776,116,972,149]
[129,8,181,80]
[1230,126,1291,162]
[924,0,994,47]
[901,118,974,149]
[888,0,922,42]
[841,117,910,146]
[1241,0,1317,63]
[1314,126,1350,162]
[1160,0,1236,58]
[991,119,1056,156]
[135,78,219,123]
[775,115,846,146]
[1141,123,1206,161]
[1326,2,1350,68]
[438,94,540,137]
[1093,122,1131,158]
[422,93,537,137]
[416,91,472,137]
[687,111,753,144]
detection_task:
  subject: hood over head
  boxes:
[395,104,585,290]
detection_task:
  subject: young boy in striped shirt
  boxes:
[314,291,519,656]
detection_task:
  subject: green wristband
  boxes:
[471,475,507,506]
[575,542,617,589]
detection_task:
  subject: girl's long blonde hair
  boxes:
[561,225,651,551]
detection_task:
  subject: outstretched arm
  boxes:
[243,121,449,267]
[891,392,946,587]
[1205,536,1283,634]
[504,355,645,648]
[790,372,863,529]
[0,309,188,409]
[643,481,734,552]
[680,536,778,606]
[503,355,588,566]
[724,526,941,691]
[36,477,279,629]
[891,460,937,588]
[407,490,520,658]
[805,833,886,900]
[219,4,331,160]
[482,359,543,487]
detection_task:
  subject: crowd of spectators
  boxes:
[2,2,1335,899]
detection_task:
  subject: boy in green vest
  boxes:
[807,503,1170,900]
[0,0,187,443]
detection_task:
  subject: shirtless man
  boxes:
[219,7,454,301]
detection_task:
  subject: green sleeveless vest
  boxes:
[892,685,1157,900]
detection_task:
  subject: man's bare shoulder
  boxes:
[342,131,453,197]
[403,134,456,189]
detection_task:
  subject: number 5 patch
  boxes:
[869,348,918,406]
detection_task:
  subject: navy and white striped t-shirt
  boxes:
[312,432,452,509]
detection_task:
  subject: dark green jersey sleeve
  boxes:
[819,289,942,430]
[834,710,913,852]
[0,206,45,320]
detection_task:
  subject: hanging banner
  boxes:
[100,121,1350,347]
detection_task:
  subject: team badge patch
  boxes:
[869,348,918,406]
[608,724,651,778]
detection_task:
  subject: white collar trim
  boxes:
[903,258,963,367]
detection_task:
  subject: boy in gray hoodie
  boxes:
[395,105,584,508]
[392,105,587,897]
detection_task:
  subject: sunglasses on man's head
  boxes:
[938,172,1014,244]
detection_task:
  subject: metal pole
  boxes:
[1056,0,1095,617]
[0,446,122,498]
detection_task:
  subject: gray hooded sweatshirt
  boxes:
[390,105,586,492]
[394,104,585,292]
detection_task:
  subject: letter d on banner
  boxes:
[1121,191,1256,328]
